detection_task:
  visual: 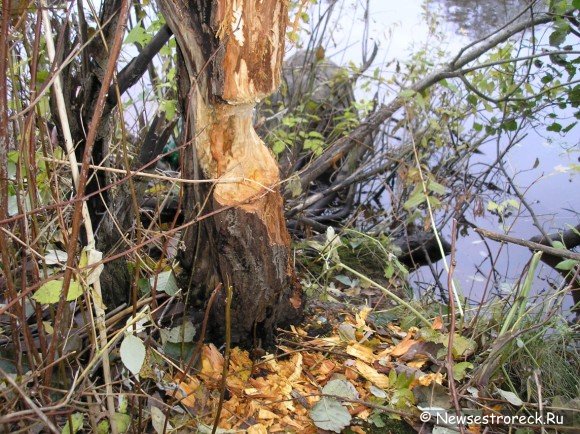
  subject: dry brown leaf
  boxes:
[346,343,375,364]
[351,427,367,434]
[290,325,308,336]
[432,316,444,330]
[390,334,420,357]
[309,336,341,347]
[355,360,390,389]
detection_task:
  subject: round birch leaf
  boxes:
[310,397,351,433]
[322,378,358,400]
[160,321,196,344]
[33,279,83,304]
[497,388,523,406]
[149,270,179,296]
[120,334,146,376]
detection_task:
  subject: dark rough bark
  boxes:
[158,0,302,346]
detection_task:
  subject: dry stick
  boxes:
[446,219,466,434]
[474,227,580,261]
[40,1,129,431]
[212,285,233,434]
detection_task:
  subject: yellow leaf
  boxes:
[354,360,389,389]
[346,343,375,364]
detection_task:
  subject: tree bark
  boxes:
[157,0,302,346]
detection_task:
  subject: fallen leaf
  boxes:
[247,424,268,434]
[151,406,173,434]
[322,378,358,400]
[346,343,375,364]
[355,360,390,389]
[453,361,474,381]
[390,335,419,357]
[310,397,352,433]
[432,316,444,330]
[497,388,523,406]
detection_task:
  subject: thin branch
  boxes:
[474,227,580,261]
[106,24,173,109]
[297,11,556,189]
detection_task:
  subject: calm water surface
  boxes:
[315,0,579,310]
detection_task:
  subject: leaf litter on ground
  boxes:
[141,305,484,433]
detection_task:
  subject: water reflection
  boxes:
[427,0,543,38]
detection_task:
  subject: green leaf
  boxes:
[427,180,446,195]
[399,89,416,99]
[452,362,474,381]
[451,334,477,358]
[549,26,569,47]
[33,279,83,304]
[97,420,109,434]
[149,270,179,296]
[61,412,84,434]
[120,333,146,376]
[310,397,352,433]
[272,140,285,155]
[159,321,196,344]
[573,0,580,9]
[124,25,151,46]
[111,412,132,433]
[556,259,577,271]
[552,241,566,250]
[403,189,427,210]
[502,119,518,131]
[547,122,562,132]
[159,99,177,121]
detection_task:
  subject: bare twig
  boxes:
[474,227,580,261]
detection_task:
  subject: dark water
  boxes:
[316,0,579,311]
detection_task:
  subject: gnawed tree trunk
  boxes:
[158,0,302,345]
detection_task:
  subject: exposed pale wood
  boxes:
[158,0,301,345]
